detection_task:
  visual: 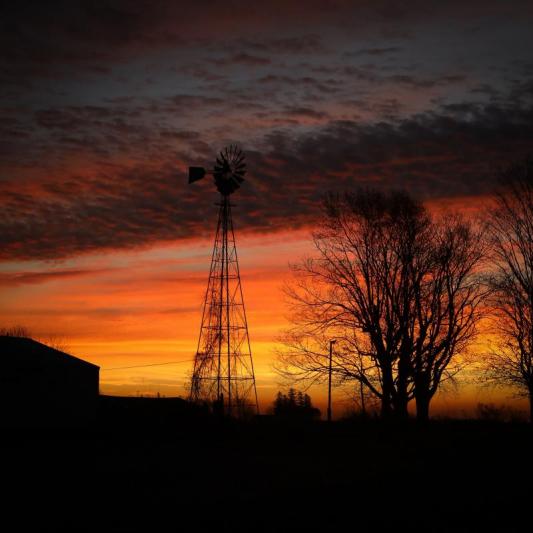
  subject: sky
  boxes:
[2,1,533,414]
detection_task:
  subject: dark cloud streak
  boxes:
[2,98,533,261]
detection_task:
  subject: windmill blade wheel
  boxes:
[214,145,247,196]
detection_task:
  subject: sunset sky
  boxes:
[2,1,533,414]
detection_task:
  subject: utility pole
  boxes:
[327,339,336,423]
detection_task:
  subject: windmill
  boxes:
[188,146,259,416]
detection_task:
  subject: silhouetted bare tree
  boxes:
[485,159,533,423]
[0,326,73,354]
[39,334,71,353]
[0,325,32,337]
[278,190,423,419]
[407,215,486,421]
[278,189,485,421]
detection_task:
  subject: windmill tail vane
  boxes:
[188,167,206,184]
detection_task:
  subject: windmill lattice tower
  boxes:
[188,146,259,416]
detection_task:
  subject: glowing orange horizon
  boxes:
[0,194,525,416]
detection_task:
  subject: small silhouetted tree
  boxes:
[272,389,320,419]
[485,159,533,423]
[40,334,71,353]
[0,325,31,337]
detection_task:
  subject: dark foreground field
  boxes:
[2,417,531,532]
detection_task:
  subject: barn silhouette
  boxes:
[0,335,99,427]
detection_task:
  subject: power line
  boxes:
[101,358,195,371]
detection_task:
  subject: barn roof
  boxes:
[0,336,99,370]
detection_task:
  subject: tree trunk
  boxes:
[529,391,533,425]
[415,393,430,423]
[380,363,394,419]
[395,353,410,420]
[381,393,392,419]
[394,395,409,420]
[359,380,367,417]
